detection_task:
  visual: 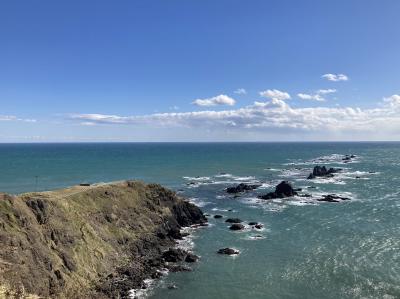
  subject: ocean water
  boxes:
[1,142,400,299]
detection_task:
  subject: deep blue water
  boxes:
[1,142,400,299]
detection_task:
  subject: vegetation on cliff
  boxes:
[0,181,206,298]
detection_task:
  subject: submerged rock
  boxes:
[258,181,298,200]
[214,214,223,219]
[226,183,261,194]
[217,248,240,255]
[342,154,356,162]
[307,166,341,179]
[317,194,350,202]
[225,218,242,223]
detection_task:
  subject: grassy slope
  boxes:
[0,181,199,298]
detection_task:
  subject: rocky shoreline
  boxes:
[0,181,206,299]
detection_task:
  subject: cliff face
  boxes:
[0,181,206,298]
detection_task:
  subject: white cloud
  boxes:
[234,88,247,95]
[318,89,337,94]
[70,94,400,139]
[297,93,325,102]
[322,73,349,82]
[259,89,291,101]
[192,94,236,106]
[383,94,400,107]
[0,115,37,122]
[298,89,337,102]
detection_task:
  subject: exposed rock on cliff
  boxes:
[0,181,206,298]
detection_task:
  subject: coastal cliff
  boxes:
[0,181,206,298]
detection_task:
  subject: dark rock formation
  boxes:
[214,214,223,219]
[217,248,240,255]
[162,248,187,262]
[258,181,298,200]
[317,194,351,202]
[307,166,341,179]
[226,183,261,194]
[254,224,263,229]
[248,222,258,226]
[185,253,199,263]
[229,223,245,230]
[225,218,242,223]
[342,154,356,162]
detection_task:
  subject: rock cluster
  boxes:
[226,183,261,194]
[307,165,341,179]
[258,181,298,200]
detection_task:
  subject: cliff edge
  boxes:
[0,181,206,298]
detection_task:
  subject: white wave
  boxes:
[257,182,275,189]
[264,168,281,171]
[129,279,155,299]
[187,197,213,207]
[183,176,212,181]
[284,153,360,166]
[244,234,267,240]
[233,175,257,181]
[214,173,234,178]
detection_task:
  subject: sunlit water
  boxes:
[1,142,399,299]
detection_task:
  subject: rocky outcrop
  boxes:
[0,181,206,299]
[226,183,261,194]
[342,154,356,163]
[307,166,341,179]
[217,248,240,255]
[258,181,298,200]
[229,223,245,230]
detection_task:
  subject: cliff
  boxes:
[0,181,206,298]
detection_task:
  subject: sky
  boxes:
[1,0,400,142]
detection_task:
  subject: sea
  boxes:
[1,142,399,299]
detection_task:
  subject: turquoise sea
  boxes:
[1,142,400,299]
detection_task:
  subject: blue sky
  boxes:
[1,0,400,141]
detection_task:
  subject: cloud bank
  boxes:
[0,115,36,122]
[70,95,400,138]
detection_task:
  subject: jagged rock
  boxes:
[307,166,341,179]
[254,224,263,229]
[217,248,240,255]
[225,218,242,223]
[258,181,298,200]
[162,248,188,262]
[229,223,245,230]
[226,183,261,194]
